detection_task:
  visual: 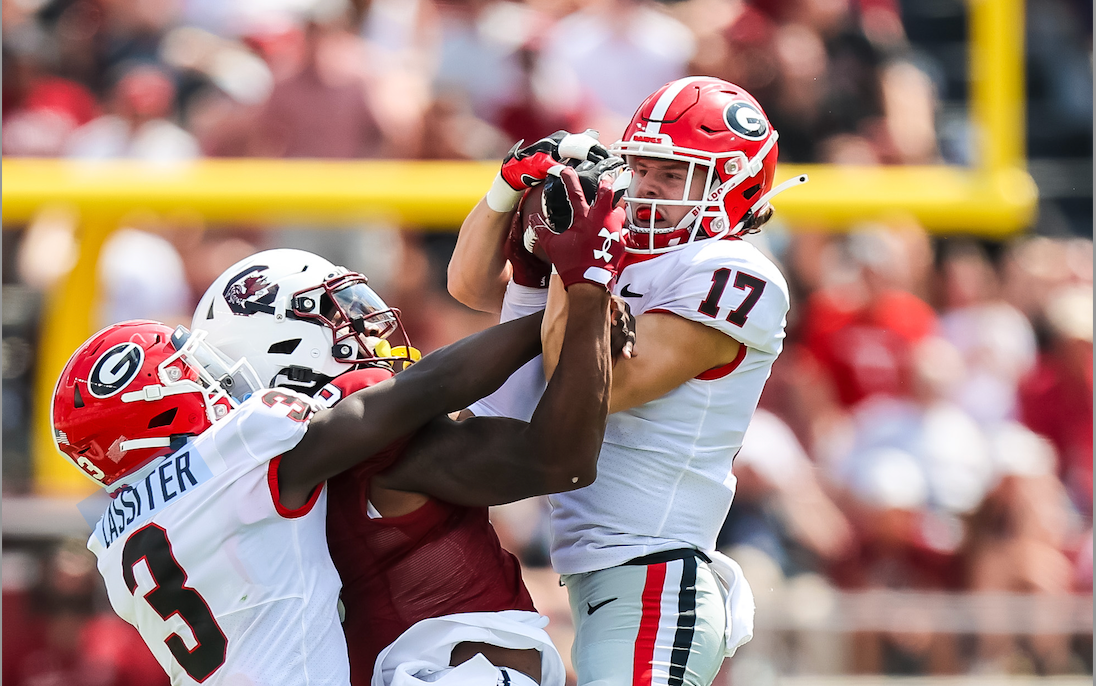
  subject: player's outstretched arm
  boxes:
[378,170,626,505]
[276,312,544,508]
[447,197,514,313]
[376,284,612,505]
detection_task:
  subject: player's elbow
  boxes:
[540,468,596,494]
[446,269,497,314]
[446,264,473,306]
[542,449,598,492]
[566,464,597,490]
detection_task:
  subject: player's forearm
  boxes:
[447,197,513,313]
[287,312,544,488]
[397,310,545,415]
[540,274,568,381]
[528,284,611,488]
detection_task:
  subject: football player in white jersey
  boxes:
[448,77,807,686]
[51,196,626,686]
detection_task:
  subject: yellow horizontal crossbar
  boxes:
[2,158,1035,236]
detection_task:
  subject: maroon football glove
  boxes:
[535,168,627,291]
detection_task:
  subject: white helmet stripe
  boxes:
[644,77,711,136]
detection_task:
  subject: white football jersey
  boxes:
[549,238,790,574]
[87,391,350,686]
[468,282,548,421]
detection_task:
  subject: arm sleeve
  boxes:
[315,367,395,409]
[645,243,790,356]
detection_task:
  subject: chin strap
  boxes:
[118,436,173,452]
[108,435,192,494]
[120,383,196,403]
[751,174,809,213]
[273,367,333,396]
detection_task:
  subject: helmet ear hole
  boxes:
[73,385,85,409]
[148,408,178,429]
[319,294,337,319]
[267,339,301,355]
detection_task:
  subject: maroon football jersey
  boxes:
[322,369,536,685]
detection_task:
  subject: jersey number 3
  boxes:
[123,524,228,682]
[698,268,766,326]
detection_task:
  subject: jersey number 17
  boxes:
[698,268,766,326]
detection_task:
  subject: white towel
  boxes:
[705,550,756,657]
[372,611,565,686]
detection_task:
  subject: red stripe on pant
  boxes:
[633,562,668,686]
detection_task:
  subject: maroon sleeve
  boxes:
[325,367,411,480]
[333,367,395,394]
[315,367,394,407]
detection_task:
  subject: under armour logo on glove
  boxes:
[535,167,627,290]
[593,227,621,263]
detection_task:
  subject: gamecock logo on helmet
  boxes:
[223,265,279,316]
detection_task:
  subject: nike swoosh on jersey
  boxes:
[619,285,644,298]
[587,597,618,615]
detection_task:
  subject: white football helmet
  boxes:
[193,249,416,394]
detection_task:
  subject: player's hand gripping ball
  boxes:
[539,155,630,233]
[499,129,609,192]
[532,167,628,290]
[504,187,553,288]
[508,155,631,288]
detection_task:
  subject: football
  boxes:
[518,182,552,263]
[540,156,629,234]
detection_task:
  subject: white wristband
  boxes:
[485,172,522,213]
[582,266,612,286]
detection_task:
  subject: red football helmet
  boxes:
[52,320,260,490]
[611,76,806,253]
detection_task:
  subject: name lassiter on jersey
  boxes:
[89,391,349,686]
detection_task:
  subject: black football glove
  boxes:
[540,155,631,233]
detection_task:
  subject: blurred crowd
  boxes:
[1,0,1092,682]
[3,0,1087,167]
